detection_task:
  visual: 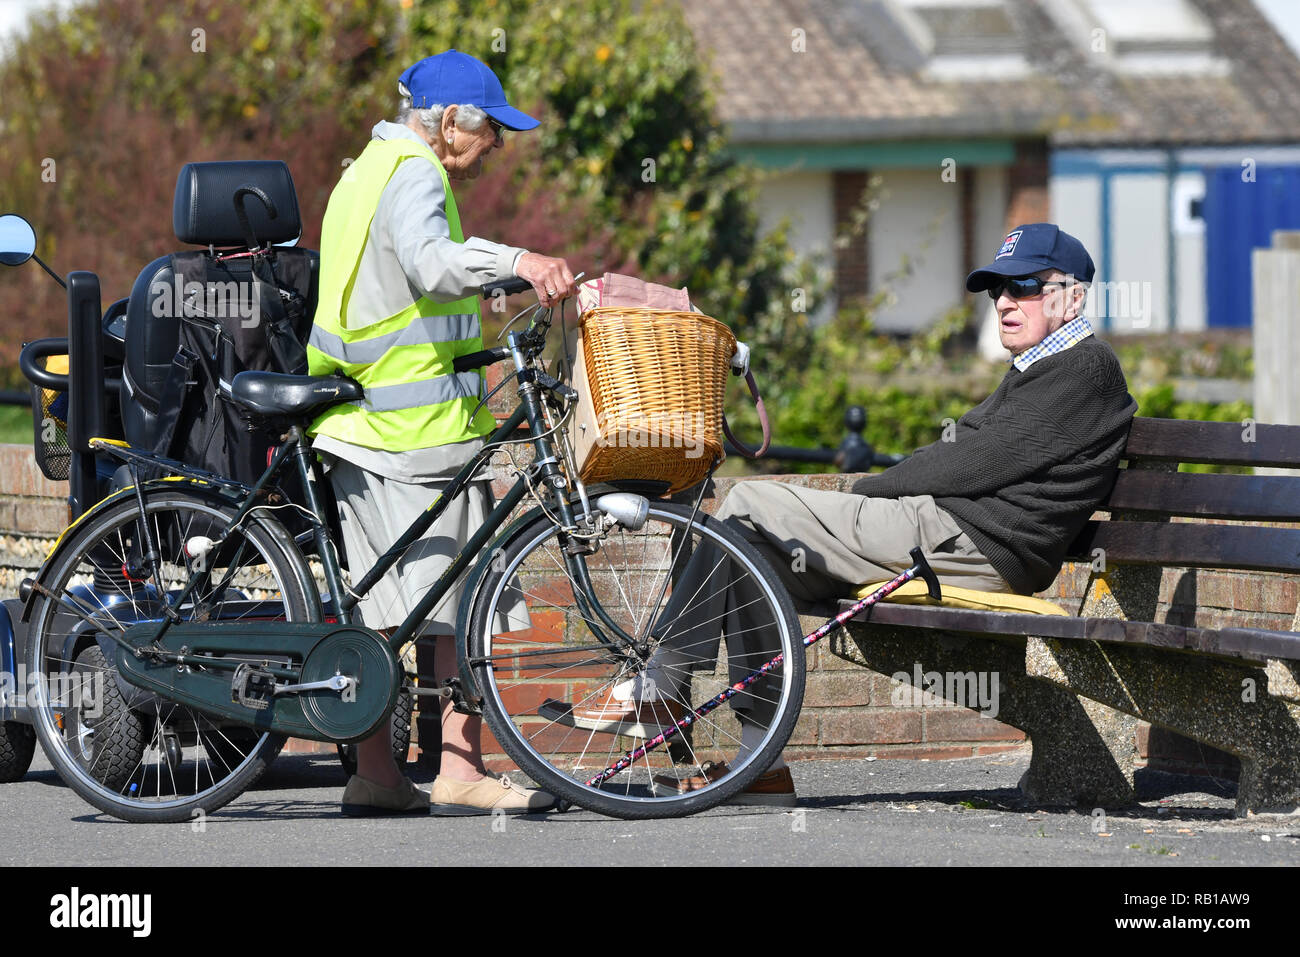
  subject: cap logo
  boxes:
[996,230,1022,260]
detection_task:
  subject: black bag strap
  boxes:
[122,361,160,416]
[170,251,211,324]
[149,249,217,460]
[249,249,310,375]
[150,346,198,459]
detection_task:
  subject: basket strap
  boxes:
[722,370,771,458]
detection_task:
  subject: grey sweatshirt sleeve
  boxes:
[376,160,527,302]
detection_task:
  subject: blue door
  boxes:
[1204,165,1300,327]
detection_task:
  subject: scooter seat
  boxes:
[230,371,363,419]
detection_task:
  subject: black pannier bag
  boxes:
[119,161,339,559]
[158,246,313,485]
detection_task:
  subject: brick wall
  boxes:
[1004,139,1049,234]
[832,170,870,303]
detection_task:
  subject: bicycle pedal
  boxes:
[231,662,276,711]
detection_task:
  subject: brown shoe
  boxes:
[539,689,687,738]
[652,760,727,794]
[728,766,797,807]
[653,761,797,807]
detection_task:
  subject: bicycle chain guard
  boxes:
[116,621,400,744]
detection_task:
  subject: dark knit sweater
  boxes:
[850,336,1137,594]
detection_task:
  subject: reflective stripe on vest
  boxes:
[307,137,495,452]
[307,313,481,366]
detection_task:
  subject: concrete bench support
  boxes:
[831,606,1300,816]
[1025,636,1300,815]
[829,619,1139,808]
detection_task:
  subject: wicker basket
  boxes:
[570,307,735,493]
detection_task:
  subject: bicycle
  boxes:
[23,279,808,822]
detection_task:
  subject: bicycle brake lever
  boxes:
[534,370,578,402]
[495,301,545,343]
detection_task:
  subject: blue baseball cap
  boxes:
[965,223,1095,292]
[398,49,539,131]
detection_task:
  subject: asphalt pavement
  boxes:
[4,746,1298,868]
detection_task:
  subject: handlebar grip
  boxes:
[20,338,71,390]
[480,277,533,299]
[452,347,511,373]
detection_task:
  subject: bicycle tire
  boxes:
[27,487,313,822]
[465,500,804,819]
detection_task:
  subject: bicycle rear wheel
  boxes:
[27,487,314,822]
[465,500,804,818]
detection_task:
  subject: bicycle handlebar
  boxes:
[480,277,533,299]
[452,347,511,373]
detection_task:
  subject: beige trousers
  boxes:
[330,458,495,631]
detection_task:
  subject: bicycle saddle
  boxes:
[230,371,363,418]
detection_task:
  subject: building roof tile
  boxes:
[682,0,1300,145]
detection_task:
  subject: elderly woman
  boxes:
[307,49,577,816]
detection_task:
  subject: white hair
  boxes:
[395,84,487,135]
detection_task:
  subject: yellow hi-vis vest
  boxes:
[306,137,496,451]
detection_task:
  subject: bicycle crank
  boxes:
[116,621,400,744]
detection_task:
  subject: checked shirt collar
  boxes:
[1011,316,1094,372]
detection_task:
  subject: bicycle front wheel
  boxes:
[27,487,315,822]
[465,500,804,818]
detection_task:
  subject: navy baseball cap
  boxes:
[398,49,539,131]
[965,223,1095,292]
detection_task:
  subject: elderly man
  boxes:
[558,223,1138,806]
[308,49,576,816]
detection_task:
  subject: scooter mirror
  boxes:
[0,214,38,266]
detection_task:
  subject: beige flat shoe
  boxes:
[429,773,559,816]
[341,775,431,817]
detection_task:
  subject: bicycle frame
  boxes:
[94,324,652,672]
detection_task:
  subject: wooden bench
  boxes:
[834,416,1300,816]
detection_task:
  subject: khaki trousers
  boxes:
[330,459,495,631]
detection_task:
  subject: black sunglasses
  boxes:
[986,276,1069,301]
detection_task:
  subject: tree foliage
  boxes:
[0,0,818,446]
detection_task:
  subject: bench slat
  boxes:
[849,601,1300,662]
[1106,470,1300,520]
[1068,521,1300,572]
[1124,417,1300,468]
[857,603,1086,639]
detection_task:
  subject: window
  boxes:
[893,0,1032,78]
[1042,0,1228,74]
